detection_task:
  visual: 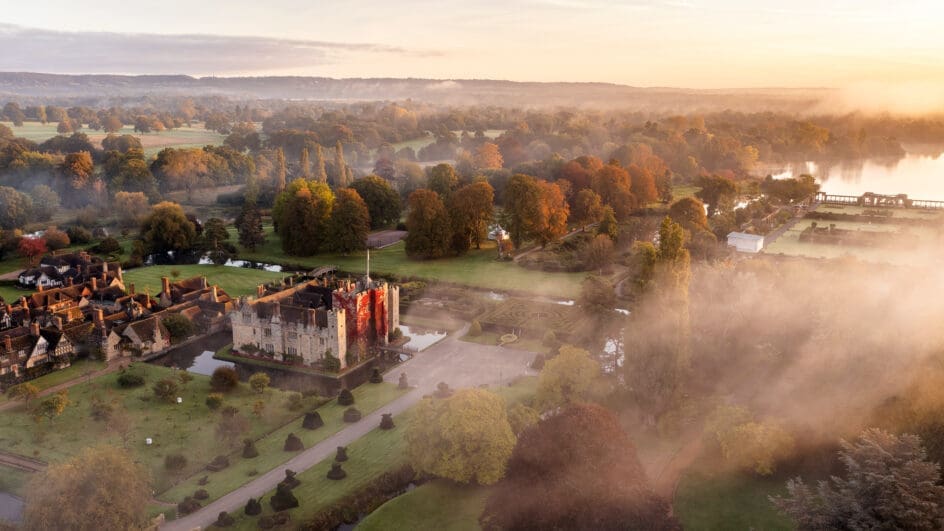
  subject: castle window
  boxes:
[287,347,297,356]
[288,332,297,340]
[264,328,272,337]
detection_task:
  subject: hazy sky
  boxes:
[3,0,943,88]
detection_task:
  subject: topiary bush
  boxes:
[177,496,201,515]
[242,438,259,458]
[197,475,209,486]
[434,382,452,398]
[469,320,483,336]
[194,489,209,500]
[207,455,230,472]
[335,446,348,462]
[530,353,546,370]
[279,469,300,489]
[215,510,234,527]
[380,413,395,430]
[337,388,354,406]
[117,372,145,388]
[303,411,324,430]
[326,462,347,480]
[283,433,304,452]
[398,372,409,389]
[369,367,383,384]
[269,483,299,512]
[542,330,557,346]
[210,366,240,393]
[205,392,224,410]
[343,407,362,423]
[244,497,262,516]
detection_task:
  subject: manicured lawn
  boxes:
[229,409,415,530]
[241,226,584,298]
[0,359,106,402]
[674,469,791,531]
[123,264,285,298]
[157,381,407,506]
[0,363,317,493]
[0,284,25,304]
[358,479,490,531]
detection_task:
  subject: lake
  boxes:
[768,150,944,199]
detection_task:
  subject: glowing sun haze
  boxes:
[4,0,943,88]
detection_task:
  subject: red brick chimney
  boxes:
[54,316,63,330]
[90,277,98,292]
[94,308,104,325]
[256,285,264,298]
[211,286,218,303]
[161,277,170,297]
[3,335,11,352]
[67,276,73,287]
[129,283,135,295]
[29,320,39,337]
[37,283,43,292]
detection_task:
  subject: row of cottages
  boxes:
[231,274,399,371]
[18,251,123,290]
[0,274,235,384]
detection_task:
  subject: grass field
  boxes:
[0,359,105,404]
[672,185,702,199]
[358,479,490,531]
[157,380,406,507]
[0,363,319,493]
[674,469,791,531]
[241,227,584,298]
[1,121,225,158]
[123,264,286,298]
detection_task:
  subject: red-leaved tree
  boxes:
[480,403,678,531]
[18,238,47,267]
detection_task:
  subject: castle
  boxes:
[231,272,399,371]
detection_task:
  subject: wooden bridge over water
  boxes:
[815,192,944,210]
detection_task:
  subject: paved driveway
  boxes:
[162,326,535,530]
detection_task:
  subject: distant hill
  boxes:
[0,72,833,111]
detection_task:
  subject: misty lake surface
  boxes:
[770,151,944,198]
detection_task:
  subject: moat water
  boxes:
[148,332,233,376]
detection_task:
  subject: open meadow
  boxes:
[0,121,225,157]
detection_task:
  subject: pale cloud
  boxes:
[0,24,437,76]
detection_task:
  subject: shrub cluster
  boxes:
[193,489,209,500]
[242,438,259,458]
[214,511,234,527]
[269,484,299,512]
[117,372,145,388]
[205,393,224,410]
[206,455,230,472]
[335,446,348,462]
[258,513,291,529]
[244,497,262,516]
[337,388,355,406]
[177,497,201,515]
[343,407,362,423]
[283,433,304,452]
[380,413,395,430]
[279,469,300,490]
[369,367,383,384]
[302,411,324,430]
[326,462,347,480]
[210,367,240,393]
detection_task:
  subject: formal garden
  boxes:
[220,377,538,530]
[0,361,407,507]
